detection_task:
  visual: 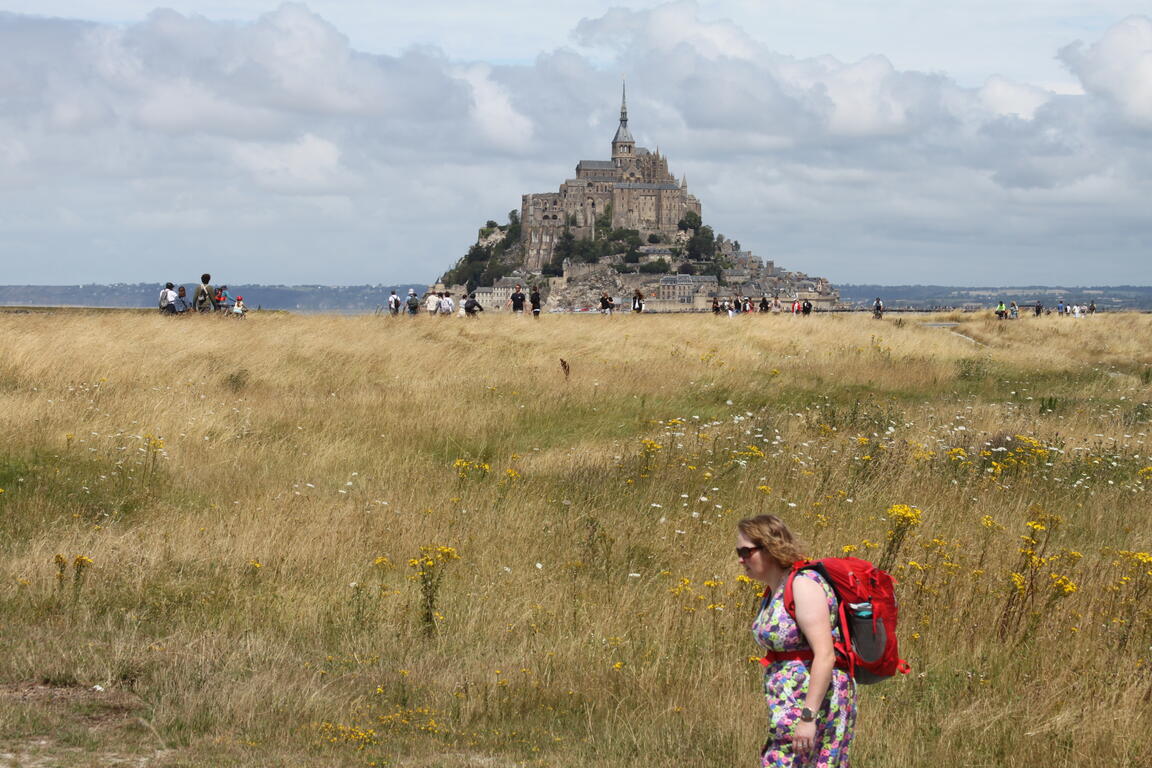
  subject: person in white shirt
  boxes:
[439,293,455,316]
[425,292,441,316]
[158,282,178,314]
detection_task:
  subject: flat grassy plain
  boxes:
[0,310,1149,767]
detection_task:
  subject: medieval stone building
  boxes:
[521,87,701,271]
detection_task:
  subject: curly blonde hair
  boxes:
[737,514,806,568]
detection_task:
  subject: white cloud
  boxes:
[456,64,535,152]
[979,76,1051,120]
[231,133,349,192]
[574,1,760,61]
[1060,15,1152,127]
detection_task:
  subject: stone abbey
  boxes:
[520,86,701,271]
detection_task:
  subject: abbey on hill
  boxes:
[439,87,839,311]
[520,85,700,271]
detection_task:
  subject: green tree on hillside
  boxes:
[639,259,671,274]
[677,211,701,231]
[595,203,613,234]
[441,211,522,287]
[686,225,716,260]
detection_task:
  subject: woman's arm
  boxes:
[791,574,838,754]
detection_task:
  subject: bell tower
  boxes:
[611,82,635,168]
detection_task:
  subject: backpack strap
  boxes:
[781,559,810,617]
[759,650,813,666]
[759,649,854,672]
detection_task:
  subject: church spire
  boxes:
[611,80,635,165]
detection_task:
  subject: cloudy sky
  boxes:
[1,1,1149,286]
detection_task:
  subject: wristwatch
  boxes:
[799,706,816,722]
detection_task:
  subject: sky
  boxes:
[1,1,1150,286]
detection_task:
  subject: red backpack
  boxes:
[760,557,910,684]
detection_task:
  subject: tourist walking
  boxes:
[439,292,455,316]
[405,289,421,315]
[599,292,615,315]
[508,284,527,315]
[425,291,440,316]
[464,293,483,317]
[872,298,883,319]
[738,514,857,767]
[530,286,543,318]
[387,290,402,316]
[759,296,770,313]
[632,289,645,314]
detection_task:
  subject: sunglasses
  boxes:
[735,545,762,559]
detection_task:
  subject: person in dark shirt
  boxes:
[464,293,484,317]
[530,286,542,318]
[599,292,615,315]
[194,273,218,312]
[508,284,526,314]
[759,296,770,313]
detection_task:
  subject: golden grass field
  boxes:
[1,309,1150,767]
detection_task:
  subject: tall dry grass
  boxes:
[0,309,1150,767]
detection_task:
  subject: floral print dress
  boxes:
[752,570,857,767]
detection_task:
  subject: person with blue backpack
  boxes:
[737,514,908,767]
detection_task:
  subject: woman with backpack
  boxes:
[737,514,856,767]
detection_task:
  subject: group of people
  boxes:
[712,296,814,317]
[994,299,1097,319]
[158,274,246,317]
[386,284,544,318]
[385,284,838,318]
[1053,299,1096,317]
